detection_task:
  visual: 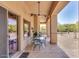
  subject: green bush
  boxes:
[57,23,79,32]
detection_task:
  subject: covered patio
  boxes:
[0,1,78,58]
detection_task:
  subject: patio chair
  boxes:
[32,39,42,50]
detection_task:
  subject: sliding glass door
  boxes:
[8,12,18,57]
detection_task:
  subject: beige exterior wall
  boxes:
[0,2,34,51]
[30,16,34,37]
[46,18,50,37]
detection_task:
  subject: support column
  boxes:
[37,17,40,32]
[34,15,37,32]
[34,15,40,32]
[46,21,48,36]
[18,16,23,51]
[50,15,57,44]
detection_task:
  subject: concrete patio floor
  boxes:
[24,41,69,58]
[22,32,79,58]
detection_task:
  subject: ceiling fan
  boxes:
[31,1,47,17]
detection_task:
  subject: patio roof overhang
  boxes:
[46,1,69,22]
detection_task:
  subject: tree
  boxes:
[57,23,77,32]
[8,25,16,32]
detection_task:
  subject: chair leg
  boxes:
[33,44,36,51]
[32,44,34,50]
[39,45,40,50]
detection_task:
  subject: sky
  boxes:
[8,18,16,25]
[58,1,78,24]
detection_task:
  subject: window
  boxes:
[24,20,30,39]
[40,23,46,34]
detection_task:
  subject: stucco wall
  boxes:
[46,19,50,37]
[0,2,34,51]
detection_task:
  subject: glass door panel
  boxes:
[8,13,18,57]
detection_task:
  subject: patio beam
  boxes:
[46,1,59,22]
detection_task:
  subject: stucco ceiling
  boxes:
[25,1,52,15]
[24,1,52,22]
